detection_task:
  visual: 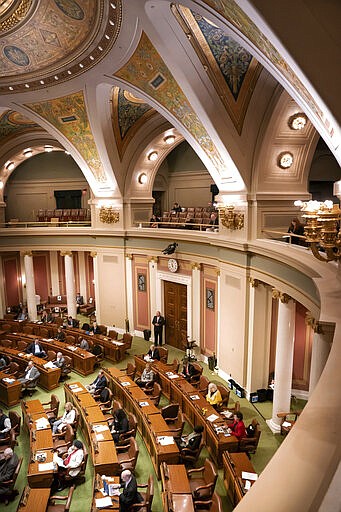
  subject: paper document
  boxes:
[244,480,251,490]
[53,453,65,467]
[168,374,179,379]
[67,346,77,351]
[190,394,200,400]
[35,417,50,430]
[139,401,149,407]
[112,341,124,346]
[242,471,258,481]
[121,381,130,387]
[95,497,113,508]
[206,413,219,422]
[282,421,292,427]
[157,436,174,446]
[220,410,233,418]
[96,433,104,441]
[38,462,54,471]
[93,424,109,433]
[2,378,15,383]
[44,361,56,369]
[72,387,84,392]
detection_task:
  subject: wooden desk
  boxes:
[93,474,120,511]
[0,369,21,406]
[103,368,179,477]
[223,451,257,506]
[0,347,60,390]
[4,332,96,376]
[65,382,119,476]
[161,462,195,512]
[18,486,51,512]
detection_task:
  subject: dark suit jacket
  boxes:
[67,319,78,328]
[182,363,195,380]
[119,475,142,511]
[148,348,160,360]
[0,453,18,483]
[152,315,165,330]
[26,342,45,356]
[92,374,107,390]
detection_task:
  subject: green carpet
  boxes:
[3,326,305,511]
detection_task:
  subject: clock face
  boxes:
[168,258,178,272]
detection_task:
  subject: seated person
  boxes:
[81,322,90,332]
[181,358,196,381]
[52,402,76,434]
[18,361,40,386]
[17,307,28,321]
[0,448,19,500]
[53,352,65,369]
[41,309,54,323]
[78,337,90,351]
[206,212,219,232]
[287,217,305,245]
[0,356,7,370]
[135,363,154,388]
[0,409,11,439]
[206,382,222,410]
[26,339,47,358]
[67,316,77,328]
[171,202,182,213]
[227,411,247,439]
[55,326,66,342]
[86,370,107,395]
[147,344,160,361]
[149,214,161,228]
[90,321,101,334]
[109,409,129,443]
[113,469,142,512]
[176,425,204,450]
[54,439,84,491]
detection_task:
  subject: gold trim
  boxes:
[126,254,133,260]
[148,256,159,264]
[90,251,97,258]
[219,206,244,230]
[191,262,201,271]
[22,250,32,257]
[272,289,291,303]
[249,278,259,287]
[99,206,119,224]
[60,251,72,257]
[305,312,322,333]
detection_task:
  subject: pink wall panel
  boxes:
[293,302,312,390]
[58,253,66,294]
[133,262,149,331]
[85,253,95,299]
[33,254,50,302]
[3,256,20,306]
[202,278,216,355]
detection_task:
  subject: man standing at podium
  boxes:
[152,310,165,346]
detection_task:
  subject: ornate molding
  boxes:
[90,251,97,258]
[305,312,322,333]
[191,262,201,271]
[249,277,259,288]
[126,254,133,260]
[148,256,158,264]
[22,250,33,257]
[219,205,244,230]
[272,288,292,303]
[99,206,120,224]
[60,251,72,257]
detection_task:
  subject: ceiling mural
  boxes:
[112,87,155,160]
[25,91,107,182]
[0,0,122,94]
[174,5,261,134]
[0,109,40,140]
[201,0,336,140]
[115,31,230,177]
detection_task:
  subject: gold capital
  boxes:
[90,251,97,258]
[191,262,201,271]
[272,289,292,303]
[60,251,72,257]
[23,251,33,257]
[249,278,259,288]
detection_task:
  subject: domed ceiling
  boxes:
[0,0,121,94]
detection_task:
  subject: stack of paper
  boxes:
[44,361,56,369]
[93,424,109,433]
[242,471,258,481]
[35,417,50,430]
[206,413,219,422]
[121,381,130,387]
[38,462,54,472]
[190,394,200,400]
[157,436,174,446]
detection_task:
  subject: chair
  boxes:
[117,437,139,472]
[277,411,301,435]
[22,325,34,335]
[180,436,204,467]
[194,492,223,511]
[121,362,136,380]
[21,375,40,397]
[117,413,137,445]
[167,411,185,441]
[53,424,75,455]
[144,382,161,406]
[216,384,230,411]
[165,358,179,373]
[226,400,240,415]
[92,344,104,367]
[69,409,80,434]
[5,361,20,377]
[47,485,75,512]
[108,329,118,340]
[118,332,133,351]
[189,363,203,387]
[129,475,154,512]
[161,403,179,424]
[1,339,12,348]
[198,375,210,395]
[0,428,16,450]
[64,445,88,486]
[60,356,72,381]
[65,335,76,345]
[40,327,50,338]
[238,419,261,456]
[17,340,28,351]
[47,350,57,361]
[158,346,168,363]
[79,299,95,316]
[188,459,218,503]
[42,394,60,421]
[0,456,22,504]
[8,411,21,439]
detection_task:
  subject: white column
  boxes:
[78,251,87,302]
[309,321,334,394]
[91,252,99,321]
[24,252,37,321]
[50,251,59,295]
[0,259,4,318]
[62,251,77,319]
[267,290,296,433]
[126,255,134,332]
[191,263,201,347]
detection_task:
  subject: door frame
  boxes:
[156,271,192,340]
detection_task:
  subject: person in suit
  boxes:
[114,469,142,512]
[147,344,160,361]
[86,370,107,395]
[18,361,40,385]
[41,309,54,323]
[55,326,66,342]
[152,311,165,346]
[177,425,204,450]
[0,448,19,500]
[0,409,11,439]
[16,306,28,321]
[109,409,129,443]
[135,363,154,388]
[53,352,65,369]
[76,292,84,313]
[26,339,47,358]
[78,338,89,351]
[206,382,222,410]
[52,402,76,434]
[0,357,7,370]
[90,321,101,334]
[67,316,77,328]
[181,358,196,381]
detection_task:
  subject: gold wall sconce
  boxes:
[99,206,120,224]
[219,205,244,230]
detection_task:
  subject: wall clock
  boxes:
[168,258,178,272]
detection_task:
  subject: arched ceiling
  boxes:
[0,0,339,200]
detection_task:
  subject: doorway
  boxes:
[164,281,187,349]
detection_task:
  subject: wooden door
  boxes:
[164,281,187,349]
